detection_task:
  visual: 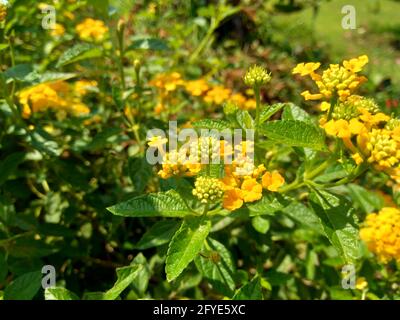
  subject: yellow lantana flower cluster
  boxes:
[149,72,257,114]
[50,23,66,37]
[18,80,96,119]
[293,55,368,102]
[294,55,400,183]
[360,207,400,263]
[76,18,109,42]
[153,137,285,212]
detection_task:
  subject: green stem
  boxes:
[327,95,337,121]
[117,29,126,92]
[189,19,217,63]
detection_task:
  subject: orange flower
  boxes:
[223,188,244,211]
[241,178,262,203]
[262,171,285,192]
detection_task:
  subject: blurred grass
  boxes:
[271,0,400,86]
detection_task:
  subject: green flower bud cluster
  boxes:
[244,65,271,87]
[385,118,400,131]
[333,96,381,121]
[192,176,224,204]
[352,97,380,114]
[332,102,359,120]
[224,101,238,115]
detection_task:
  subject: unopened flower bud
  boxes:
[244,65,271,87]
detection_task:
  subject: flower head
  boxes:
[76,18,109,42]
[244,65,271,87]
[360,207,400,263]
[192,176,225,204]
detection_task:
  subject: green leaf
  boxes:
[260,103,286,123]
[4,271,42,300]
[166,217,211,281]
[247,193,288,216]
[135,220,180,250]
[282,103,313,123]
[0,44,9,51]
[107,190,191,218]
[264,270,292,286]
[127,38,169,51]
[192,119,231,131]
[236,110,254,129]
[0,152,25,186]
[128,156,153,194]
[310,190,360,264]
[44,287,79,300]
[251,216,270,234]
[282,201,324,234]
[56,43,102,68]
[259,120,326,151]
[233,276,262,300]
[195,238,236,296]
[103,264,142,300]
[346,184,384,214]
[130,254,151,296]
[88,0,109,16]
[4,64,34,81]
[85,127,122,151]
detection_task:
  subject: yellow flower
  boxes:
[18,81,92,119]
[351,153,364,165]
[204,85,232,105]
[50,23,66,37]
[355,277,368,291]
[74,80,98,96]
[301,90,324,101]
[343,55,369,73]
[150,72,184,92]
[360,207,400,263]
[323,118,365,139]
[292,62,321,76]
[261,171,285,192]
[243,99,256,110]
[76,18,109,42]
[320,101,331,112]
[185,79,209,96]
[295,56,369,103]
[241,178,262,203]
[223,188,243,211]
[229,93,247,109]
[147,136,168,149]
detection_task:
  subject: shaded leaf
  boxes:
[310,190,360,263]
[136,220,180,250]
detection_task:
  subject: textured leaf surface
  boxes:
[56,44,102,67]
[166,217,211,281]
[45,287,79,300]
[310,190,360,263]
[136,220,180,250]
[4,271,42,300]
[233,276,262,300]
[107,190,190,218]
[259,120,326,151]
[195,238,235,296]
